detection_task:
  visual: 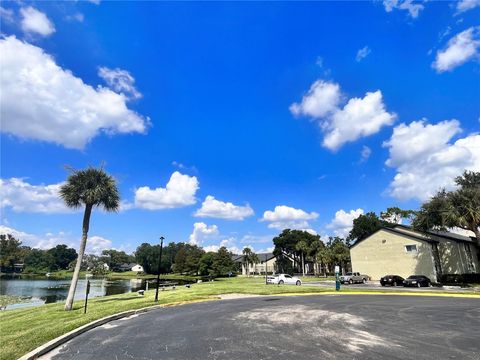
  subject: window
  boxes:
[405,245,417,253]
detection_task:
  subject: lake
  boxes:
[0,276,153,310]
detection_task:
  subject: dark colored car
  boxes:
[403,275,431,287]
[380,275,404,286]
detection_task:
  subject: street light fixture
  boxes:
[154,236,164,302]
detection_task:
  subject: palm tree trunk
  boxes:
[64,204,92,311]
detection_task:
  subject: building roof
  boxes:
[232,253,275,262]
[350,225,476,249]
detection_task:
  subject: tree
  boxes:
[48,245,77,271]
[413,171,480,248]
[242,247,259,276]
[0,234,27,272]
[59,166,120,311]
[348,212,389,244]
[380,207,415,224]
[24,249,54,273]
[198,252,216,276]
[101,249,131,271]
[211,247,235,277]
[295,240,309,276]
[327,237,350,274]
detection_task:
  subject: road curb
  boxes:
[18,304,165,360]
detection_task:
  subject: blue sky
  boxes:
[1,0,479,255]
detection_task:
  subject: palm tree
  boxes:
[242,247,259,276]
[295,240,309,276]
[60,166,120,311]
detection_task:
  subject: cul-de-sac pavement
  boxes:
[41,295,480,360]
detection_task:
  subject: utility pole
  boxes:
[154,236,164,302]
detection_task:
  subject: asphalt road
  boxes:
[303,280,476,292]
[41,295,480,360]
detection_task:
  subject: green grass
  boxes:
[0,277,477,360]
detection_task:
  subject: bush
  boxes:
[440,273,480,285]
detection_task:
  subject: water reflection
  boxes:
[0,276,148,309]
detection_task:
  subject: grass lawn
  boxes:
[0,277,477,360]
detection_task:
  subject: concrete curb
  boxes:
[18,305,165,360]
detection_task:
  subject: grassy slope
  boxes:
[0,277,477,360]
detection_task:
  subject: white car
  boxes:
[268,274,302,286]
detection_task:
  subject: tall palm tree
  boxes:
[295,240,309,276]
[60,166,120,311]
[242,247,252,276]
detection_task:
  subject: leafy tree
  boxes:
[24,249,55,273]
[59,166,120,311]
[198,252,216,276]
[380,207,415,224]
[348,212,389,244]
[0,234,28,272]
[327,237,350,274]
[47,245,77,271]
[295,240,309,276]
[184,245,205,275]
[413,171,480,248]
[309,238,327,276]
[101,249,131,271]
[211,247,235,277]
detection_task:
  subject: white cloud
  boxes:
[360,145,372,162]
[327,209,364,238]
[203,237,241,253]
[290,80,341,119]
[291,80,396,151]
[98,67,142,100]
[134,171,199,210]
[433,27,480,72]
[261,205,318,230]
[356,46,371,62]
[0,6,14,23]
[0,178,69,213]
[65,13,84,23]
[456,0,480,14]
[384,119,480,201]
[86,235,113,255]
[194,195,254,220]
[188,222,219,246]
[0,36,149,149]
[20,7,55,37]
[383,0,424,18]
[0,225,113,254]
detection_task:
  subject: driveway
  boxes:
[41,295,480,360]
[304,280,478,292]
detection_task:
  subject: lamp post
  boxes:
[265,253,268,285]
[154,236,164,302]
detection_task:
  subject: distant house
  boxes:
[350,225,479,281]
[131,264,144,272]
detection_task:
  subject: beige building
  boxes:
[233,253,278,275]
[350,225,478,281]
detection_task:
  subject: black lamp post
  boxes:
[154,236,164,302]
[265,253,268,285]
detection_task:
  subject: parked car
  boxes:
[268,274,302,286]
[339,272,369,284]
[403,275,431,287]
[380,275,404,286]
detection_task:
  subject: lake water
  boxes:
[0,276,149,310]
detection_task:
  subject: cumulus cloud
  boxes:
[383,0,424,18]
[356,46,371,62]
[327,209,364,238]
[0,225,113,254]
[134,171,199,210]
[98,67,142,100]
[203,237,242,253]
[20,7,55,36]
[384,119,480,201]
[456,0,480,14]
[0,36,149,149]
[291,80,395,151]
[433,27,480,72]
[194,195,254,220]
[261,205,318,230]
[135,171,198,210]
[0,178,69,213]
[86,235,113,255]
[188,222,219,246]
